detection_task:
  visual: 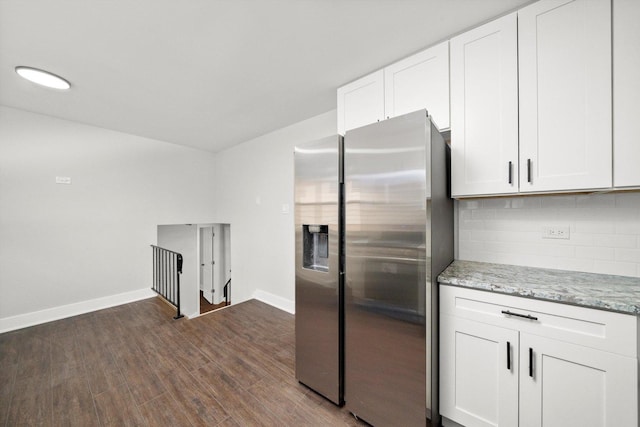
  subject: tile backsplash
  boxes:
[457,192,640,277]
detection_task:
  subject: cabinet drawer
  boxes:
[440,285,638,357]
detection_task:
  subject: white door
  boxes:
[212,224,224,305]
[613,0,640,187]
[337,70,384,135]
[223,224,231,301]
[200,227,214,304]
[440,315,519,427]
[518,0,612,192]
[384,41,450,129]
[450,13,519,197]
[519,334,638,427]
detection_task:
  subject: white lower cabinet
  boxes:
[519,334,637,427]
[441,315,518,427]
[440,286,639,427]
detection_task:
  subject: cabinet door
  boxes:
[613,0,640,187]
[440,315,519,427]
[450,13,518,197]
[384,41,450,129]
[520,334,638,427]
[518,0,612,193]
[337,70,384,135]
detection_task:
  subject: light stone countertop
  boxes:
[438,260,640,315]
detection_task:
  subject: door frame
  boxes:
[196,223,232,312]
[199,225,215,304]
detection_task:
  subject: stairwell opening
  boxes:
[156,223,231,318]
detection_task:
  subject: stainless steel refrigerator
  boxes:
[295,110,453,425]
[294,135,344,405]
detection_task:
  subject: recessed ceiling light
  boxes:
[15,66,71,90]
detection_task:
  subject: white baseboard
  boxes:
[442,417,465,427]
[0,288,156,333]
[252,289,295,314]
[186,310,200,319]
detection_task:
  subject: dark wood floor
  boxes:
[199,291,229,314]
[0,297,368,426]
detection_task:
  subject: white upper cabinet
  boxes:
[337,43,450,135]
[384,41,450,129]
[337,70,384,135]
[450,13,519,197]
[518,0,612,193]
[339,0,626,196]
[613,0,640,188]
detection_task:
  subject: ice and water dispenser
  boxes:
[302,224,329,272]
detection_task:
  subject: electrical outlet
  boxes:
[542,226,570,240]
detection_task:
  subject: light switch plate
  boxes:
[55,176,72,184]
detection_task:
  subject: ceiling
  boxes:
[0,0,531,153]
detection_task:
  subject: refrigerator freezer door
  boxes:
[294,135,343,405]
[344,110,429,426]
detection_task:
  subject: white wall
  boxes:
[3,103,637,330]
[157,224,199,318]
[457,193,640,277]
[214,109,336,312]
[0,107,217,330]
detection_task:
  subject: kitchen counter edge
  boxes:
[438,260,640,316]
